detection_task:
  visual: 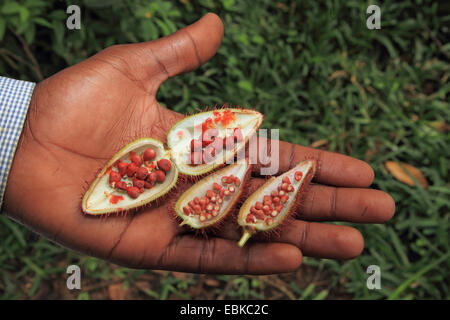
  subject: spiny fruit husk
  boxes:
[82,108,263,215]
[175,159,251,229]
[167,108,263,175]
[82,138,178,215]
[237,160,316,247]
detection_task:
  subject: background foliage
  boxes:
[0,0,449,300]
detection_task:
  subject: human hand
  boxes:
[3,13,395,274]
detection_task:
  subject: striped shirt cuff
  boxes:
[0,76,35,209]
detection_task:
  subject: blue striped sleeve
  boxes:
[0,76,35,209]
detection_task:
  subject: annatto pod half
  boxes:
[82,108,263,215]
[237,160,317,247]
[175,158,250,229]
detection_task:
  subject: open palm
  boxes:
[3,14,395,274]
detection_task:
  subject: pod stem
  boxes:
[238,228,253,247]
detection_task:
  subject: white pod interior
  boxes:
[237,160,316,246]
[82,138,178,215]
[175,159,250,229]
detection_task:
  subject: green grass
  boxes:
[0,0,449,299]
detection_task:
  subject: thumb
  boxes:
[135,13,223,84]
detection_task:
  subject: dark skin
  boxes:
[3,14,395,274]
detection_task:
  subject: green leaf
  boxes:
[238,80,253,91]
[0,18,5,41]
[1,2,22,14]
[33,17,52,28]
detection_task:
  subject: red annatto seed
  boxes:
[157,159,171,172]
[214,205,220,211]
[206,190,216,199]
[287,185,294,192]
[275,205,283,212]
[272,197,280,204]
[279,190,286,196]
[109,171,121,185]
[206,204,213,211]
[190,139,202,152]
[133,178,145,189]
[190,152,202,165]
[224,190,231,197]
[281,183,289,191]
[271,190,278,197]
[233,128,244,142]
[210,196,217,203]
[118,162,128,176]
[228,186,235,193]
[188,201,196,209]
[126,163,138,177]
[266,218,274,226]
[246,214,256,223]
[116,181,128,191]
[153,170,166,182]
[136,167,149,180]
[148,171,157,183]
[282,176,291,184]
[143,148,156,161]
[254,210,265,220]
[218,198,223,204]
[281,195,289,204]
[234,177,241,187]
[270,210,278,217]
[278,185,282,192]
[144,181,153,189]
[202,128,218,147]
[199,214,206,222]
[193,205,202,214]
[255,202,263,210]
[221,176,229,185]
[127,186,140,199]
[264,195,271,202]
[206,213,212,220]
[219,189,225,198]
[130,154,143,167]
[213,183,223,191]
[263,205,271,214]
[212,210,219,217]
[295,171,303,181]
[250,206,257,214]
[183,206,192,215]
[194,197,200,204]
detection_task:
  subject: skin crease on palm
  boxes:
[2,13,395,275]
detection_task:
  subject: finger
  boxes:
[139,13,223,83]
[252,137,374,187]
[280,220,364,259]
[155,235,302,275]
[300,184,396,223]
[219,220,364,260]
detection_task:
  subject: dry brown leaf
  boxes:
[108,282,126,300]
[204,278,220,287]
[310,139,328,148]
[171,272,187,280]
[328,70,347,81]
[385,161,428,188]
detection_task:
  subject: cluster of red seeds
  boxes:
[108,148,171,200]
[189,126,244,165]
[246,171,303,226]
[182,174,241,222]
